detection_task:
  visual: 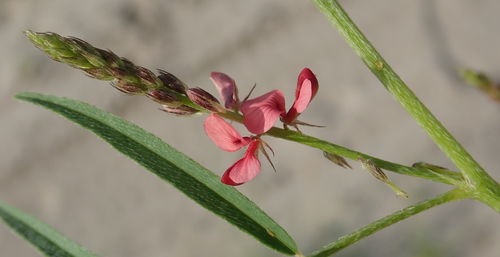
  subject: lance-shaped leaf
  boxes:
[0,200,100,257]
[14,92,298,255]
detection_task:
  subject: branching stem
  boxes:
[309,0,500,212]
[307,188,468,257]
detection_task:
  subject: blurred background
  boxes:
[1,0,500,256]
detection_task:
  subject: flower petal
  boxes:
[221,140,261,185]
[210,72,239,110]
[240,90,286,134]
[283,68,319,123]
[204,113,251,152]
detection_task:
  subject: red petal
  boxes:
[210,72,237,110]
[284,68,319,123]
[204,113,251,152]
[240,90,286,134]
[221,140,261,185]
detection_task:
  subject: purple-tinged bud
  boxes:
[83,68,114,80]
[111,81,145,95]
[146,88,182,107]
[161,104,202,117]
[134,66,161,87]
[157,69,188,94]
[324,152,352,169]
[95,48,125,68]
[210,72,240,110]
[106,67,141,85]
[186,87,226,113]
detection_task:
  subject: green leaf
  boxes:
[14,92,298,255]
[0,200,100,257]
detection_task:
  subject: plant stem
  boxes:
[306,188,468,257]
[218,111,461,185]
[309,0,500,212]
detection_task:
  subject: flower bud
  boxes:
[186,87,226,113]
[146,88,182,107]
[158,69,188,94]
[111,80,145,95]
[161,104,202,117]
[83,67,114,81]
[134,66,161,87]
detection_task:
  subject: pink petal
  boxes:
[283,68,319,123]
[210,72,238,110]
[221,140,261,185]
[204,113,251,152]
[240,90,286,134]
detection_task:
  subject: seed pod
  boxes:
[358,157,408,198]
[324,152,352,169]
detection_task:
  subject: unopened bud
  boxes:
[111,80,145,95]
[324,152,352,169]
[106,67,140,85]
[158,69,188,94]
[186,87,226,113]
[459,69,491,90]
[161,104,202,117]
[146,88,182,107]
[83,67,114,81]
[358,157,408,198]
[134,66,161,87]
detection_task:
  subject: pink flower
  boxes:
[282,68,319,124]
[204,113,263,185]
[240,90,286,135]
[221,140,261,186]
[204,113,250,152]
[240,68,319,134]
[210,72,240,111]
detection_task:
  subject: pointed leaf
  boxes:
[14,92,298,255]
[0,200,100,257]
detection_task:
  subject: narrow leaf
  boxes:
[14,92,298,255]
[0,200,100,257]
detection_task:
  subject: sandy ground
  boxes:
[1,0,500,256]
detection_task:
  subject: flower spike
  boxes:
[221,140,261,185]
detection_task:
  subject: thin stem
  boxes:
[218,111,461,186]
[310,0,500,212]
[306,188,468,257]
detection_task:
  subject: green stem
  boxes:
[218,111,460,185]
[306,188,468,257]
[310,0,500,212]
